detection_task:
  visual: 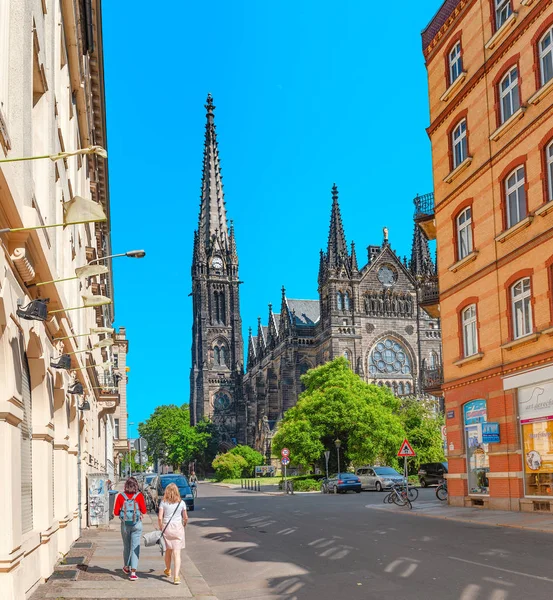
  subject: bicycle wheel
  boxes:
[383,492,391,504]
[407,487,418,501]
[391,491,407,506]
[405,497,413,510]
[193,486,198,499]
[436,486,448,501]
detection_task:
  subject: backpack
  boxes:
[120,493,139,525]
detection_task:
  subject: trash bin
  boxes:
[109,490,118,520]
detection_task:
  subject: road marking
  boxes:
[483,578,513,587]
[460,584,481,600]
[449,557,553,583]
[490,590,509,600]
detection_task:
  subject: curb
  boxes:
[181,551,220,599]
[366,504,553,534]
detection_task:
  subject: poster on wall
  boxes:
[522,421,553,474]
[518,381,553,424]
[88,473,109,527]
[464,399,487,425]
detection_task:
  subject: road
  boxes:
[185,483,553,600]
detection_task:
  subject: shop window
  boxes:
[519,380,553,497]
[464,400,490,495]
[539,26,553,87]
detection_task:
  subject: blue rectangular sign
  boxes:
[482,422,500,444]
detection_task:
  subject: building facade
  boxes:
[0,1,121,598]
[421,0,553,511]
[112,327,129,477]
[189,97,441,455]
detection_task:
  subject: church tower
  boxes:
[190,95,243,448]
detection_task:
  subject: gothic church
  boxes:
[190,96,441,453]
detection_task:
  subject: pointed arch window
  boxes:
[220,346,227,366]
[214,346,220,365]
[344,292,350,310]
[398,382,405,396]
[214,291,227,324]
[336,292,343,310]
[405,382,412,395]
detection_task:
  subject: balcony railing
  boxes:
[419,276,439,304]
[413,192,435,220]
[421,360,444,392]
[97,372,121,394]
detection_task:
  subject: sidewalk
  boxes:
[369,498,553,533]
[30,511,218,600]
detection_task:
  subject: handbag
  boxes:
[142,501,181,553]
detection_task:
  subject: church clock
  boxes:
[211,256,223,270]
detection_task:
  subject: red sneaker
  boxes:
[129,572,138,581]
[123,566,130,575]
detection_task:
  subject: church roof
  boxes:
[287,299,320,326]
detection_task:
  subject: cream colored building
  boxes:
[0,1,121,598]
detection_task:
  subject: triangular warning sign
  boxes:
[397,438,416,457]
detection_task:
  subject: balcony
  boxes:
[418,275,440,318]
[414,193,436,240]
[421,360,444,395]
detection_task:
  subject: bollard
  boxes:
[241,479,243,489]
[257,481,260,492]
[247,480,249,490]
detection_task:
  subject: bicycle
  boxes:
[436,479,448,501]
[191,483,198,499]
[388,483,412,509]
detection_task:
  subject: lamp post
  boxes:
[88,250,146,265]
[335,439,342,476]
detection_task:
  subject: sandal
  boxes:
[164,568,171,577]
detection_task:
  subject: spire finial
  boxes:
[326,183,349,268]
[332,183,338,201]
[205,93,215,117]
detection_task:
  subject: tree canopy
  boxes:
[272,358,405,470]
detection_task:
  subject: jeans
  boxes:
[121,520,143,570]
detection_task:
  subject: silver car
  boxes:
[355,466,404,491]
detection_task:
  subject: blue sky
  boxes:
[102,1,440,430]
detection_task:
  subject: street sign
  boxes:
[397,438,416,457]
[281,457,290,465]
[281,448,290,457]
[139,452,148,464]
[441,425,447,441]
[134,438,148,452]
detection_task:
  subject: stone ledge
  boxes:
[453,352,484,367]
[444,156,473,184]
[534,200,553,217]
[440,71,468,102]
[501,332,541,350]
[485,12,518,50]
[495,215,533,243]
[448,250,479,272]
[489,106,526,142]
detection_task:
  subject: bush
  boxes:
[212,453,248,481]
[228,445,264,477]
[293,478,320,492]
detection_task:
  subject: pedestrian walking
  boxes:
[113,477,147,581]
[158,482,188,585]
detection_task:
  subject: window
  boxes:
[344,292,350,310]
[457,207,473,260]
[464,400,489,495]
[369,339,412,376]
[398,382,404,395]
[114,418,120,440]
[540,27,553,86]
[449,41,463,85]
[547,141,553,202]
[336,292,343,310]
[214,346,220,365]
[495,0,512,30]
[405,382,411,395]
[452,120,467,168]
[220,346,227,366]
[511,277,532,339]
[344,350,349,361]
[462,304,478,357]
[505,166,526,228]
[499,67,520,124]
[429,351,439,368]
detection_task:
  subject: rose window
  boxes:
[369,339,411,376]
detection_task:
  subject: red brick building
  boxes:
[420,0,553,510]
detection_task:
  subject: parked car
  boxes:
[157,474,195,511]
[418,462,448,487]
[144,474,160,510]
[355,466,404,491]
[323,473,361,494]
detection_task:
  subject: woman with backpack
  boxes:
[113,477,147,581]
[157,482,188,585]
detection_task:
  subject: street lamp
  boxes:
[335,439,342,476]
[88,250,146,265]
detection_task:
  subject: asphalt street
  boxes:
[185,483,553,600]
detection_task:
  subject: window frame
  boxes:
[504,166,527,229]
[336,292,343,311]
[539,26,553,87]
[449,41,463,86]
[511,277,533,340]
[462,304,479,357]
[495,0,512,31]
[456,206,473,260]
[547,141,553,203]
[452,119,468,169]
[499,66,520,124]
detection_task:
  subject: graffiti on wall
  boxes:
[88,473,109,527]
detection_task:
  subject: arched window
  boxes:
[220,346,227,366]
[539,26,553,86]
[344,350,349,362]
[505,166,526,228]
[398,382,404,396]
[495,0,512,30]
[368,339,412,376]
[429,351,439,368]
[336,292,343,310]
[405,382,412,395]
[214,346,220,365]
[449,41,462,85]
[499,66,520,124]
[547,141,553,203]
[344,292,350,310]
[462,305,478,357]
[456,206,473,260]
[452,119,467,168]
[511,277,532,339]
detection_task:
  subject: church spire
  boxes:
[326,184,349,268]
[198,93,228,250]
[410,221,434,277]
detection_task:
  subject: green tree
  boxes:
[229,445,264,476]
[400,396,445,474]
[272,358,405,471]
[212,453,247,481]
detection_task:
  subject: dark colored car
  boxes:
[157,474,195,511]
[324,473,362,494]
[418,462,448,487]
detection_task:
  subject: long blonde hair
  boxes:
[163,482,181,504]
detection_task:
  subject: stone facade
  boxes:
[0,2,120,598]
[189,98,441,455]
